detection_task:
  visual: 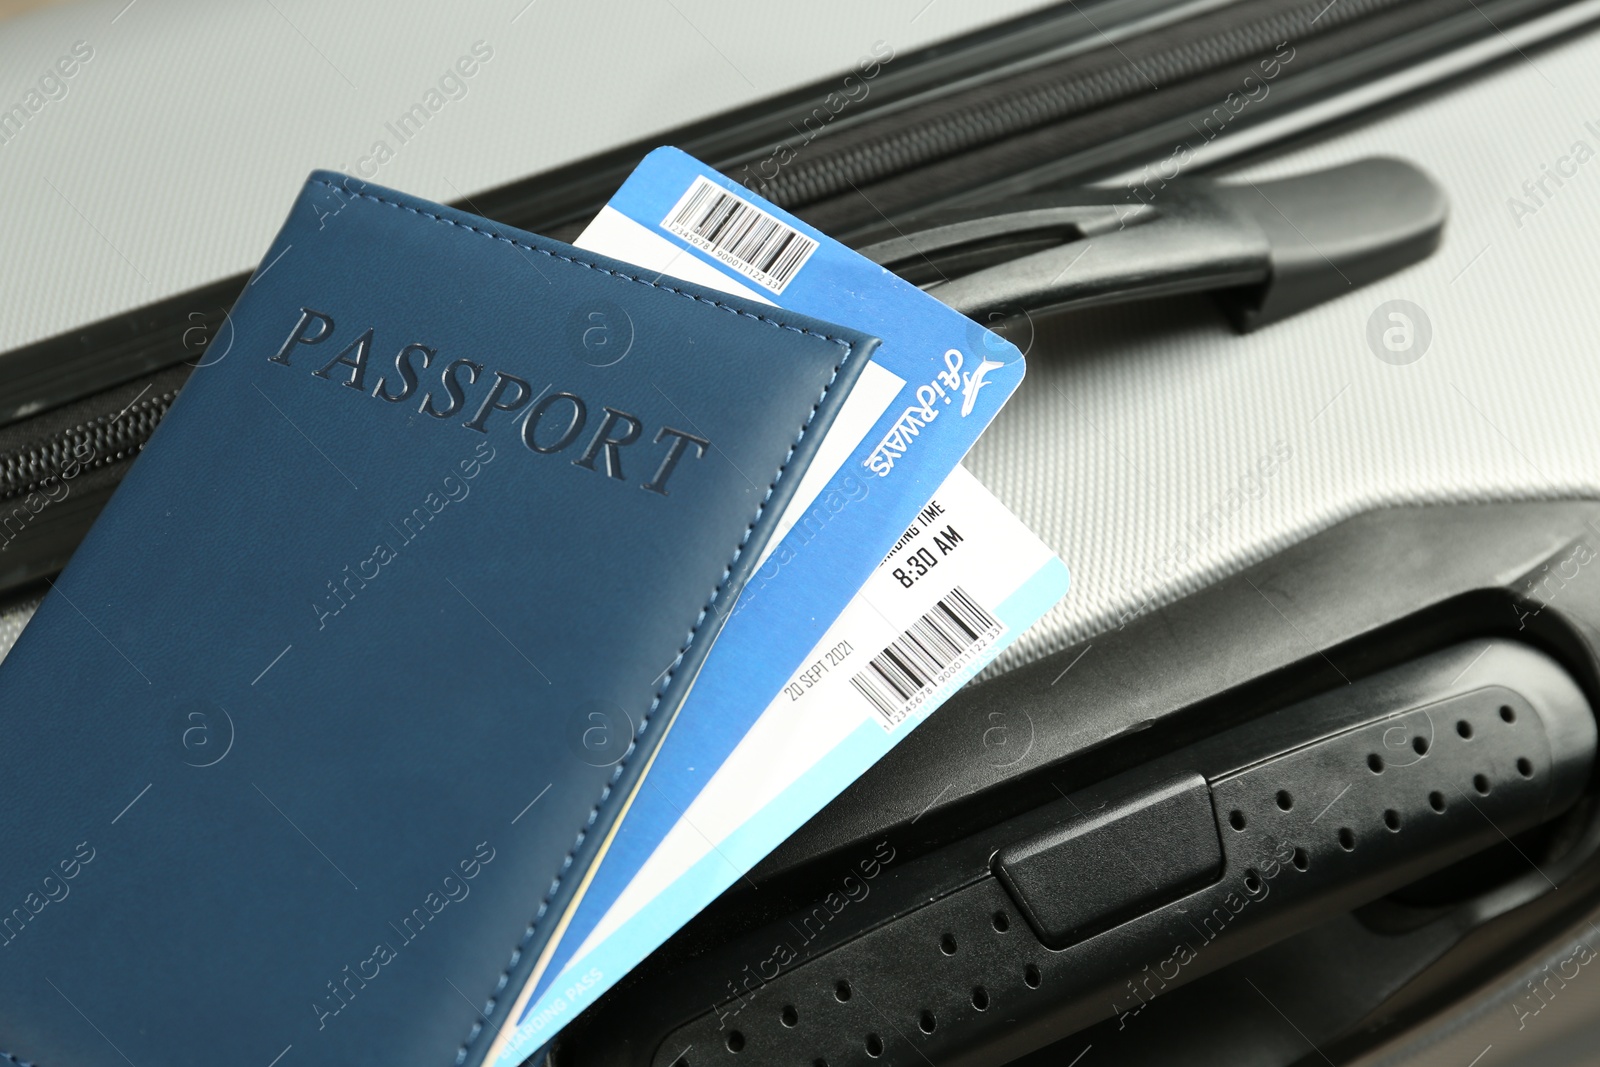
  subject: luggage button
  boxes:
[993,772,1222,949]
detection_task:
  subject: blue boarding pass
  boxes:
[483,147,1060,1064]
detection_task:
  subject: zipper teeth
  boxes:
[759,0,1403,210]
[0,390,176,503]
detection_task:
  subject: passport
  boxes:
[0,171,876,1067]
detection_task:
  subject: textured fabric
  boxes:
[970,24,1600,675]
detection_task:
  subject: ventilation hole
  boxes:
[971,986,991,1011]
[1474,773,1491,795]
[1414,735,1430,755]
[1024,963,1042,988]
[1276,789,1294,811]
[726,1031,745,1053]
[1242,870,1262,894]
[1338,827,1356,851]
[673,1059,690,1067]
[1384,809,1401,831]
[1501,704,1517,723]
[939,933,957,955]
[1517,757,1534,777]
[781,1005,798,1028]
[992,910,1010,933]
[1368,753,1385,773]
[864,1033,883,1058]
[813,1060,828,1067]
[1430,790,1447,812]
[1292,847,1309,871]
[1457,720,1473,739]
[919,1010,937,1034]
[1229,809,1247,831]
[835,979,852,1002]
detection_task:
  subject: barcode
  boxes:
[661,176,818,293]
[850,587,1004,728]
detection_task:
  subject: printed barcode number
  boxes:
[850,587,1004,729]
[661,176,818,293]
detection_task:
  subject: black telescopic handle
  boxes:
[853,157,1448,332]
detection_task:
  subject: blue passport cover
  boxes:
[0,172,875,1067]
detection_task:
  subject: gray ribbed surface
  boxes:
[972,24,1600,675]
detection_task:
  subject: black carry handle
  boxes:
[854,156,1448,332]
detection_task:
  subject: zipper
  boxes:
[0,386,175,505]
[747,0,1408,212]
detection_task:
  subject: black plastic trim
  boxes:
[552,498,1600,1067]
[571,641,1594,1067]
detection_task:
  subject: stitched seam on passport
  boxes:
[306,179,856,346]
[304,181,858,1065]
